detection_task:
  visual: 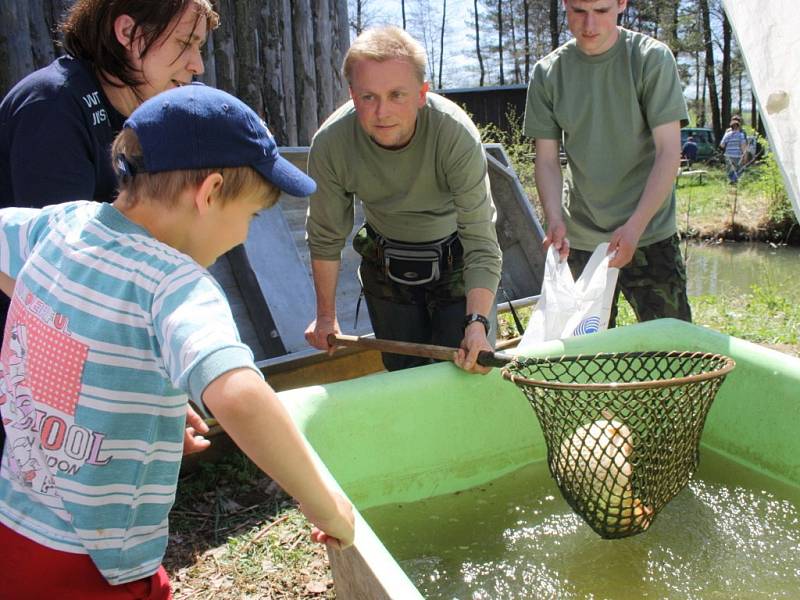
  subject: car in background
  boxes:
[680,127,716,161]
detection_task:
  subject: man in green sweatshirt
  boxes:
[304,26,502,373]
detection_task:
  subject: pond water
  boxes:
[684,241,800,297]
[362,449,800,599]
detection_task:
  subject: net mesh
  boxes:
[501,351,735,539]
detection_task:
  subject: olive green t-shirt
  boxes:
[523,28,689,251]
[306,92,502,293]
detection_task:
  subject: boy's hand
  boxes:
[182,405,211,456]
[301,491,355,549]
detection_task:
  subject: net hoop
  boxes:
[501,350,735,391]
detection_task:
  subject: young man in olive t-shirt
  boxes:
[523,0,691,326]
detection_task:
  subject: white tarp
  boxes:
[722,0,800,222]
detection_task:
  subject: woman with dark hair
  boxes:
[0,0,219,469]
[0,0,218,209]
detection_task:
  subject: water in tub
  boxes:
[361,448,800,599]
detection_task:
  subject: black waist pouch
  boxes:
[382,240,443,286]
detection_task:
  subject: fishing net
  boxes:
[501,351,735,539]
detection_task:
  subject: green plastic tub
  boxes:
[276,320,800,598]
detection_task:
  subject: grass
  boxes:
[500,279,800,358]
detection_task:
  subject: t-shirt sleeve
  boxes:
[441,117,502,293]
[0,205,60,278]
[523,61,562,140]
[306,131,356,261]
[6,96,98,208]
[641,45,689,129]
[152,268,262,416]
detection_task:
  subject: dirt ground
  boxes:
[165,450,335,599]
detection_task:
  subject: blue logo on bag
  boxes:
[573,316,601,336]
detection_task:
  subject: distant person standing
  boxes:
[681,136,698,166]
[720,120,747,184]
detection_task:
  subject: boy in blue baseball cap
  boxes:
[0,85,353,599]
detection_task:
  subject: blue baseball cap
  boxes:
[123,84,316,198]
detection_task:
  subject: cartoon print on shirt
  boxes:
[2,324,36,431]
[0,290,100,497]
[8,436,41,486]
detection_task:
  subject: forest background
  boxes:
[1,0,761,150]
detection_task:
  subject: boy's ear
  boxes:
[193,173,225,214]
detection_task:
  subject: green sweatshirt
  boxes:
[306,92,502,294]
[523,28,689,251]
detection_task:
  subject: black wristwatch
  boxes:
[463,313,491,335]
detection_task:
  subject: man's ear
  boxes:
[113,14,137,49]
[417,81,430,107]
[193,173,225,215]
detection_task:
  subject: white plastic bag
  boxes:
[519,243,619,348]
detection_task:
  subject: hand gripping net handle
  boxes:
[501,351,735,539]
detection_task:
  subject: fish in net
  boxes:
[502,351,735,538]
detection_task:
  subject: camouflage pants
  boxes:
[353,225,493,371]
[567,234,692,328]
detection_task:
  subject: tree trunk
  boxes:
[331,0,350,106]
[523,0,530,81]
[0,2,35,95]
[280,0,299,145]
[292,0,320,145]
[313,0,334,123]
[211,0,238,97]
[737,71,742,118]
[1,0,348,145]
[498,0,504,85]
[508,1,521,84]
[260,0,291,144]
[438,0,446,89]
[474,0,485,86]
[720,11,732,133]
[234,1,265,115]
[699,0,721,142]
[549,0,560,51]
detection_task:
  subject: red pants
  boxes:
[1,522,172,599]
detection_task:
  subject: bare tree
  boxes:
[473,0,485,86]
[348,0,383,36]
[408,0,441,85]
[498,0,505,84]
[523,0,530,80]
[719,8,732,129]
[438,0,447,88]
[699,0,721,141]
[549,0,560,51]
[507,0,522,83]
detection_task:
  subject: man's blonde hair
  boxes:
[111,128,280,208]
[343,26,427,84]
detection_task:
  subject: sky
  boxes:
[366,0,477,88]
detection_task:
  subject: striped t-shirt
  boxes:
[0,201,260,584]
[720,129,747,160]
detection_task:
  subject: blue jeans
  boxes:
[725,156,741,183]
